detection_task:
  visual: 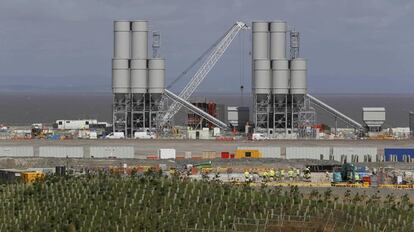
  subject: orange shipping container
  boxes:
[235,150,261,159]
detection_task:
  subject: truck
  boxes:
[105,132,125,139]
[55,119,98,130]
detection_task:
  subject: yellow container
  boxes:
[21,172,45,183]
[235,150,261,159]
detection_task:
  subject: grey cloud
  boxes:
[0,0,413,94]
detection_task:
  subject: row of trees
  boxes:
[0,173,412,231]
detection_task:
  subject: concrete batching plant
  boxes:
[252,21,315,138]
[112,20,165,136]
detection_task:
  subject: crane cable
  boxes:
[239,30,245,106]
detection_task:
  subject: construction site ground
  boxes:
[1,138,414,158]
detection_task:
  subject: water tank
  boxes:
[112,59,130,93]
[114,21,131,59]
[148,58,165,93]
[272,59,289,94]
[131,20,148,59]
[130,59,147,94]
[254,59,271,94]
[290,58,307,94]
[270,21,287,60]
[252,21,269,60]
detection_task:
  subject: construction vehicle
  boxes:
[21,171,45,183]
[332,163,367,184]
[31,123,45,139]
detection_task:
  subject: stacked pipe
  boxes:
[112,20,165,136]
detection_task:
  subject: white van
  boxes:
[134,131,156,139]
[252,133,268,141]
[105,132,125,139]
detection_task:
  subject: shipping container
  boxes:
[235,150,261,159]
[184,151,192,159]
[286,147,330,160]
[0,146,34,157]
[221,152,230,159]
[158,149,176,159]
[202,151,216,159]
[90,146,134,159]
[332,147,377,163]
[237,146,281,158]
[39,146,84,158]
[384,148,414,162]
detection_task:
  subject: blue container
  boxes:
[384,148,414,162]
[49,134,61,140]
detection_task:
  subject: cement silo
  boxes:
[130,21,148,132]
[113,20,132,94]
[114,21,131,59]
[254,59,271,94]
[290,58,307,133]
[252,22,270,131]
[269,21,287,60]
[112,59,130,94]
[131,21,148,59]
[252,21,269,60]
[272,59,289,95]
[148,58,165,128]
[112,21,132,135]
[290,58,307,95]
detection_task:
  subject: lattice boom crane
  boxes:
[158,22,248,128]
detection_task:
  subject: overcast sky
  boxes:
[0,0,413,94]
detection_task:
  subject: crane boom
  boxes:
[159,22,248,127]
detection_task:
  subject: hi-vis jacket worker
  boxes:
[288,169,294,179]
[281,169,285,179]
[244,171,250,181]
[269,169,275,178]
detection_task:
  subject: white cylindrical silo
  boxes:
[114,21,131,59]
[272,59,289,94]
[252,21,269,60]
[290,58,307,94]
[130,59,147,93]
[131,21,148,59]
[270,20,287,60]
[254,59,271,94]
[148,58,165,93]
[112,59,130,93]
